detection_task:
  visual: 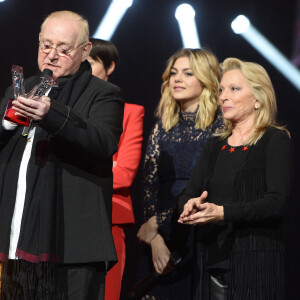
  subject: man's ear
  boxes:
[82,42,92,62]
[107,61,116,77]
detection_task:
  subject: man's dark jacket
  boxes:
[0,62,124,268]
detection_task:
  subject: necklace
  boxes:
[221,140,250,174]
[221,144,249,153]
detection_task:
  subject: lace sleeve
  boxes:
[156,207,174,238]
[143,122,161,222]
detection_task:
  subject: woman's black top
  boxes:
[206,141,251,269]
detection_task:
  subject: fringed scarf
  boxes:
[0,61,92,299]
[227,128,286,299]
[228,168,285,300]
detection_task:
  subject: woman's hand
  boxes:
[178,191,224,225]
[179,203,224,225]
[178,191,208,220]
[137,216,159,244]
[150,234,173,274]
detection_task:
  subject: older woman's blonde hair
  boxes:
[40,11,89,43]
[218,57,289,145]
[156,48,221,131]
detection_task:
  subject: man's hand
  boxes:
[12,95,51,122]
[137,216,159,245]
[150,234,173,274]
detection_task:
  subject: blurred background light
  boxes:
[232,15,300,91]
[231,15,250,34]
[93,0,134,40]
[175,3,201,48]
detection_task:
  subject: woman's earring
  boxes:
[254,101,260,110]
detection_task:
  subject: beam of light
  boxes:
[175,4,200,48]
[93,0,133,40]
[232,15,300,91]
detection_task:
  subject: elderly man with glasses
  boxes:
[0,10,124,300]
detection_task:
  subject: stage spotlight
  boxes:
[175,4,200,48]
[93,0,133,40]
[232,15,300,91]
[231,15,250,34]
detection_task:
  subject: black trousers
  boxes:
[209,271,228,300]
[56,262,106,300]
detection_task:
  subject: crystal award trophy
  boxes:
[3,65,27,125]
[4,66,58,127]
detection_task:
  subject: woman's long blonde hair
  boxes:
[218,57,289,145]
[156,48,221,131]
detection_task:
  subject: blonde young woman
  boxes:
[137,48,223,299]
[178,58,293,300]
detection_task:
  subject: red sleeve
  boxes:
[112,103,144,192]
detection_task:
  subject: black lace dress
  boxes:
[140,110,223,300]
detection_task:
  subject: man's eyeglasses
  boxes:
[39,41,85,57]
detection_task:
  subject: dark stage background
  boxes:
[0,0,299,299]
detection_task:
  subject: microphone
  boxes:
[41,68,53,78]
[25,68,54,99]
[127,252,181,299]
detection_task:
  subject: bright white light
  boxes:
[231,15,250,34]
[93,0,134,40]
[232,15,300,91]
[115,0,133,8]
[0,0,6,2]
[175,4,200,48]
[175,4,195,21]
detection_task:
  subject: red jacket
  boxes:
[112,103,144,225]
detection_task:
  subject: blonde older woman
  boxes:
[178,58,293,300]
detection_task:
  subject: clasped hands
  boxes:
[178,191,224,225]
[12,95,51,122]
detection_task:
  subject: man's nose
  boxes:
[47,48,59,60]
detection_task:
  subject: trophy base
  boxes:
[4,98,30,127]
